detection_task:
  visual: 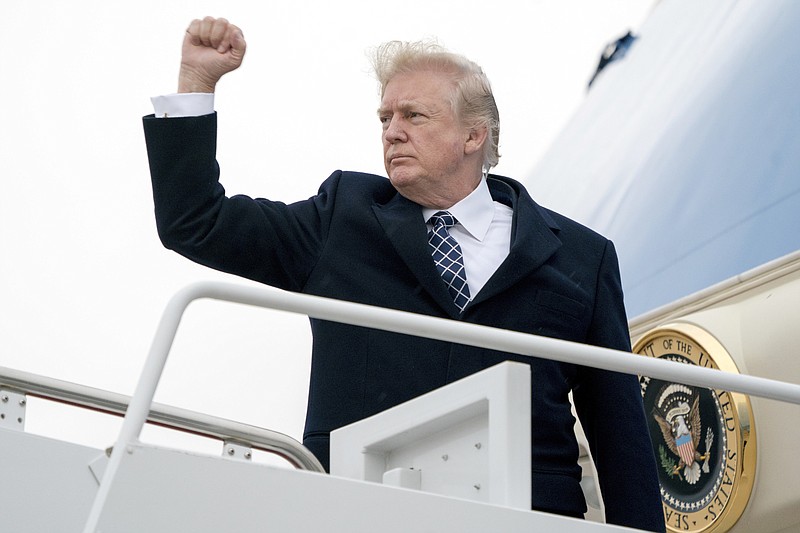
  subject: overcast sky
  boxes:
[1,1,655,457]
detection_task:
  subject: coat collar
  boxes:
[471,176,562,306]
[371,174,562,316]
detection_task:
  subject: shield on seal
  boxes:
[675,432,696,466]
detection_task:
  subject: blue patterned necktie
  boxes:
[428,211,471,312]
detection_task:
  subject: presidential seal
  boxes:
[634,324,756,532]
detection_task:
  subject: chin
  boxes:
[388,171,416,189]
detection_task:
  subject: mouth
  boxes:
[388,154,412,165]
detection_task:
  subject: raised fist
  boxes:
[179,17,246,93]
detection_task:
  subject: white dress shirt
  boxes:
[151,93,514,299]
[423,180,512,299]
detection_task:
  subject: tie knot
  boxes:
[429,211,457,229]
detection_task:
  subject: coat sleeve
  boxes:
[143,113,338,291]
[573,240,666,532]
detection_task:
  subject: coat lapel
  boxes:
[468,177,563,307]
[372,194,463,317]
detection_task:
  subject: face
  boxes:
[378,70,485,209]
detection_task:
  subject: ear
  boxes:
[464,125,489,156]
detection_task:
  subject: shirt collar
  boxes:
[422,177,495,242]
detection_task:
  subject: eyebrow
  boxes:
[377,101,424,117]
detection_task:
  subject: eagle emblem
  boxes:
[653,384,715,485]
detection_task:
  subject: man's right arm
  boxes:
[144,17,327,291]
[143,111,329,292]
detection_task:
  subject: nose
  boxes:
[383,116,407,144]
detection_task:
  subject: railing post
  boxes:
[83,284,201,532]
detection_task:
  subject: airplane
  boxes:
[526,1,800,531]
[1,1,798,531]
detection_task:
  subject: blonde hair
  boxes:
[371,40,501,171]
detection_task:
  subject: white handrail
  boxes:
[0,366,324,472]
[83,281,800,532]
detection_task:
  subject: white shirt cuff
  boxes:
[150,93,215,118]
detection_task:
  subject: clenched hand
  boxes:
[178,17,246,93]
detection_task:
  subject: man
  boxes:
[144,17,665,532]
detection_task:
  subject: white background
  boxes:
[0,1,655,457]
